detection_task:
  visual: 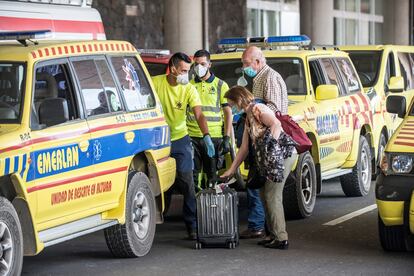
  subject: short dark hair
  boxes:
[194,49,210,62]
[168,52,192,70]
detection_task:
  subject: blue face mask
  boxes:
[231,105,238,114]
[243,66,257,78]
[231,105,244,115]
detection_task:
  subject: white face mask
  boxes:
[176,72,189,85]
[237,72,248,87]
[194,64,208,78]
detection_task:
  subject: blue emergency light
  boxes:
[0,30,51,41]
[217,37,249,49]
[218,35,311,50]
[267,35,311,46]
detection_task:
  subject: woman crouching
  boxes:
[221,86,297,250]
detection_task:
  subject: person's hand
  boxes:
[203,134,215,158]
[220,135,231,154]
[220,168,235,181]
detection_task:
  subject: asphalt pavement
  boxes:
[23,179,414,276]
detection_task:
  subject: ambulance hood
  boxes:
[386,117,414,153]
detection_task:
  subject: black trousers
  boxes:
[191,136,223,190]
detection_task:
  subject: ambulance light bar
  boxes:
[267,35,311,46]
[218,35,311,50]
[138,49,171,56]
[217,37,249,49]
[0,30,51,42]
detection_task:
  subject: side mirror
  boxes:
[388,76,404,93]
[39,98,69,127]
[315,85,339,101]
[386,95,406,118]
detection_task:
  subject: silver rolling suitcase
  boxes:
[195,184,239,249]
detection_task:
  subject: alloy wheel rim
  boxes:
[0,221,13,275]
[361,147,370,191]
[301,164,312,205]
[132,191,150,240]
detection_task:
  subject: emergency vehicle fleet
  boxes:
[211,35,385,219]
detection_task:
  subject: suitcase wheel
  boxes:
[227,242,236,249]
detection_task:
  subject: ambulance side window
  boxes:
[320,58,346,96]
[72,58,123,117]
[32,62,79,130]
[384,52,395,94]
[309,60,325,93]
[109,56,156,111]
[397,52,414,90]
[335,58,361,94]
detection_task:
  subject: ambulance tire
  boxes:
[0,196,23,276]
[378,215,407,251]
[283,152,317,219]
[104,172,156,258]
[372,133,387,180]
[340,136,372,197]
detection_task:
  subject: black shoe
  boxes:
[257,239,272,246]
[240,228,266,239]
[264,239,289,250]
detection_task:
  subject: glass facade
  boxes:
[247,0,299,37]
[334,0,384,45]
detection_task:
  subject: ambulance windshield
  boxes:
[211,57,307,95]
[347,50,382,87]
[0,63,25,123]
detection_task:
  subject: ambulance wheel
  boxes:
[0,196,23,276]
[372,133,387,180]
[105,172,156,258]
[340,136,372,197]
[283,152,317,219]
[378,215,407,251]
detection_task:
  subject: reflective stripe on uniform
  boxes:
[188,79,224,121]
[187,115,221,122]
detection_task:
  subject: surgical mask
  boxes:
[243,66,257,78]
[231,105,244,115]
[237,72,248,87]
[194,64,208,78]
[176,72,189,85]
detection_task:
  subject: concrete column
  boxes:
[164,0,203,54]
[383,0,410,45]
[300,0,334,45]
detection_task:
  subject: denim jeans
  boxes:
[247,187,265,231]
[170,135,197,229]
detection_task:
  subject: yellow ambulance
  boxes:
[377,94,414,251]
[340,45,414,173]
[213,36,379,219]
[0,30,176,275]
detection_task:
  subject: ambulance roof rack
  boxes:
[218,35,311,52]
[0,30,51,46]
[138,49,171,57]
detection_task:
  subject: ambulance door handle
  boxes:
[125,131,135,144]
[79,140,90,152]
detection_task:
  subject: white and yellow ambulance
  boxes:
[340,45,414,173]
[212,36,379,219]
[0,30,176,275]
[377,94,414,251]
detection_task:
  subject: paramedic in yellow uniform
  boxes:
[188,49,232,190]
[152,52,214,240]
